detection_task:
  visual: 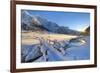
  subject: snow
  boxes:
[21,36,90,62]
[64,36,90,60]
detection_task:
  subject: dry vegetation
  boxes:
[21,31,78,45]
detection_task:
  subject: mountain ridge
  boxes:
[21,10,81,35]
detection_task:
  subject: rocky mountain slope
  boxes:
[21,10,81,35]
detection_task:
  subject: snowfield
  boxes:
[21,32,90,62]
[64,36,90,60]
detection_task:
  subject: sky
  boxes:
[25,10,90,32]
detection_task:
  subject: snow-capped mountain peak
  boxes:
[21,10,81,35]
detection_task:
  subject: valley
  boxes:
[21,10,90,62]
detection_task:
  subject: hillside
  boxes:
[21,10,81,35]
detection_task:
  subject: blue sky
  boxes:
[25,10,90,31]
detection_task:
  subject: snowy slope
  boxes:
[21,36,90,62]
[65,36,90,60]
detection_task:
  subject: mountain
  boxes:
[85,26,90,35]
[21,10,81,35]
[56,26,80,35]
[85,26,90,32]
[21,11,59,32]
[80,26,90,35]
[21,11,48,31]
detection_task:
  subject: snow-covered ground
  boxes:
[64,36,90,60]
[21,36,90,62]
